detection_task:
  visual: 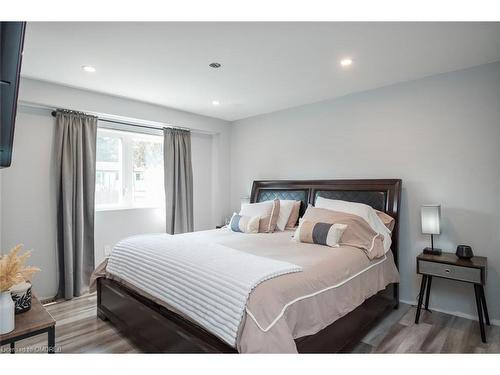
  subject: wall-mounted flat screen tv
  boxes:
[0,22,26,168]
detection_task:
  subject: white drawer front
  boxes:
[419,260,481,284]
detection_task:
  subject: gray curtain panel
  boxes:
[163,128,194,234]
[54,111,97,299]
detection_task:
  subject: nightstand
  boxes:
[0,297,56,353]
[415,251,489,342]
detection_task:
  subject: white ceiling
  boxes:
[22,22,500,121]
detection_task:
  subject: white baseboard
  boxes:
[399,299,500,327]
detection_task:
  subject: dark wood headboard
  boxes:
[250,179,402,269]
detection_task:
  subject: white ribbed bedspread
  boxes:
[106,233,302,347]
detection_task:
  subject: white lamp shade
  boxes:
[421,205,441,235]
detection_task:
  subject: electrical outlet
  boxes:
[104,245,112,256]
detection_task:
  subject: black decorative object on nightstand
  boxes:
[456,245,474,259]
[415,251,489,343]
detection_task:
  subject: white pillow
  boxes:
[276,200,296,231]
[240,199,280,233]
[240,200,273,218]
[314,197,392,253]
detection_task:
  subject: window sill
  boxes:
[95,206,164,213]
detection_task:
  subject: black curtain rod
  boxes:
[50,110,188,132]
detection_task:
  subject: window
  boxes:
[96,133,123,207]
[95,128,164,210]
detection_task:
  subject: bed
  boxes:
[95,179,402,353]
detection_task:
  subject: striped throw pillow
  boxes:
[294,220,347,247]
[229,213,260,233]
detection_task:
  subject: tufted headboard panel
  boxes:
[255,189,309,217]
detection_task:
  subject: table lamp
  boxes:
[421,204,441,255]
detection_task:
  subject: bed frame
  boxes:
[97,179,402,353]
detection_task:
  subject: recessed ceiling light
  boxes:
[209,62,222,69]
[212,100,220,106]
[82,65,96,73]
[340,58,353,67]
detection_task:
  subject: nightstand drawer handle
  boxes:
[445,268,451,273]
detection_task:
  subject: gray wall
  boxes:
[1,79,231,299]
[1,107,58,297]
[230,62,500,324]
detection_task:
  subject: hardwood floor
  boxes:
[2,294,499,353]
[354,304,500,353]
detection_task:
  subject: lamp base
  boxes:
[423,247,442,256]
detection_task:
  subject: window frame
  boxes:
[95,127,164,212]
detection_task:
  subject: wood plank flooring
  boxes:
[354,304,500,353]
[1,294,499,353]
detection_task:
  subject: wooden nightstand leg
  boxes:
[415,275,427,324]
[424,276,432,310]
[10,342,15,354]
[474,284,486,343]
[479,285,490,326]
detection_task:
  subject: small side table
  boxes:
[415,251,489,342]
[0,296,56,353]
